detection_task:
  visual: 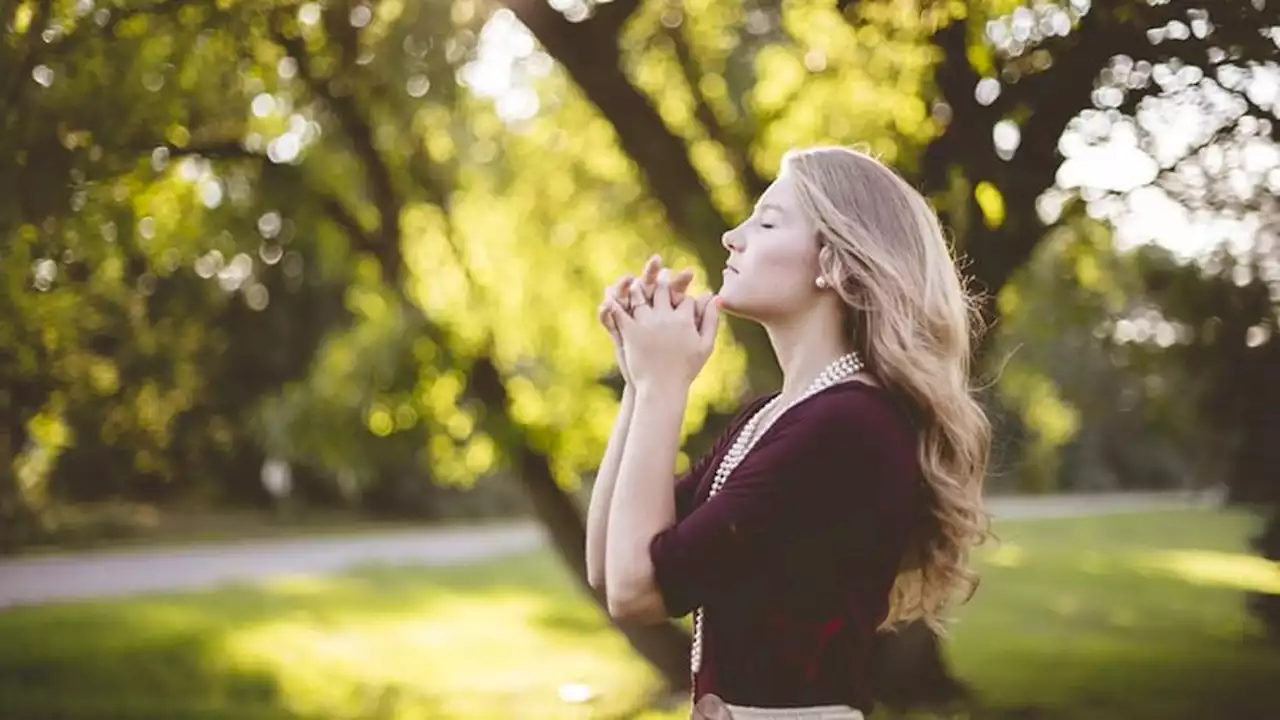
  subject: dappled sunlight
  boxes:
[946,511,1280,719]
[263,574,346,597]
[4,513,1280,719]
[981,542,1026,568]
[0,552,667,718]
[3,0,1277,712]
[213,572,660,718]
[1048,593,1082,618]
[1077,548,1112,575]
[1136,549,1280,595]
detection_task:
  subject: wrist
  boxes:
[633,378,691,405]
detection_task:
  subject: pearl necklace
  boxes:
[689,351,865,678]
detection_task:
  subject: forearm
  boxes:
[586,385,636,591]
[605,382,687,620]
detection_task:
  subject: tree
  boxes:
[5,0,1277,707]
[5,0,736,685]
[493,0,1280,708]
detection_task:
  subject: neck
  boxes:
[763,302,857,402]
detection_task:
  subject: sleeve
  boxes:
[672,396,773,521]
[648,390,919,618]
[672,455,711,521]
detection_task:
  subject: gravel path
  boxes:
[0,523,542,608]
[0,490,1219,608]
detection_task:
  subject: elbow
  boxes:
[587,568,606,596]
[605,578,667,625]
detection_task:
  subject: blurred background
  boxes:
[1,0,1278,718]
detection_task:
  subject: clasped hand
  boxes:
[597,255,721,392]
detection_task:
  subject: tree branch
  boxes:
[166,140,254,160]
[917,9,1139,323]
[269,14,402,284]
[503,0,779,392]
[503,0,728,264]
[588,0,642,38]
[163,139,383,258]
[316,193,378,252]
[667,25,768,198]
[0,0,19,31]
[834,0,862,15]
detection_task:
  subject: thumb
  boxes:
[697,294,721,350]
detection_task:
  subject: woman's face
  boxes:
[717,169,822,322]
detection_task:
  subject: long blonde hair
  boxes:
[784,146,992,633]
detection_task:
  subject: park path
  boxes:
[0,490,1218,608]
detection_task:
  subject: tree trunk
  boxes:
[516,434,695,688]
[503,0,780,395]
[502,0,969,705]
[1238,337,1280,640]
[468,357,695,690]
[870,623,970,712]
[282,19,702,683]
[864,13,1155,708]
[0,418,41,553]
[1248,508,1280,643]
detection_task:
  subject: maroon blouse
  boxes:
[649,382,923,713]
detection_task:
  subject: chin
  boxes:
[717,293,759,321]
[716,287,739,314]
[719,280,769,320]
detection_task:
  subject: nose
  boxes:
[721,227,742,253]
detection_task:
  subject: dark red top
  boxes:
[649,382,923,713]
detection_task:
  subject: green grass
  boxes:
[0,509,1276,720]
[944,510,1280,720]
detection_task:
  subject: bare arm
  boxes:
[604,383,687,621]
[586,385,636,592]
[588,259,696,595]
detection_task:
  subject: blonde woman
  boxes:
[587,146,991,719]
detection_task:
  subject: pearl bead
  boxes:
[690,351,864,676]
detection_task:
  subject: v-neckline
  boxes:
[698,381,876,503]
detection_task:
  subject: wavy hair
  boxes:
[783,146,992,633]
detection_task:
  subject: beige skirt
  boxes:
[693,694,864,720]
[723,705,863,719]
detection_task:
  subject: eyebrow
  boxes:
[756,202,784,215]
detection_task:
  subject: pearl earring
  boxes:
[815,277,828,289]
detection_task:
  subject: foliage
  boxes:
[989,212,1236,494]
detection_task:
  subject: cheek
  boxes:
[728,233,817,304]
[755,234,817,287]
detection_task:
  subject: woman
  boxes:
[587,146,991,719]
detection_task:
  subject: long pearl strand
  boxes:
[689,351,865,679]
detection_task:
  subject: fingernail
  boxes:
[713,296,723,307]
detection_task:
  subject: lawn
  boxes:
[0,509,1276,720]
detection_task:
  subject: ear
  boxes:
[816,239,835,273]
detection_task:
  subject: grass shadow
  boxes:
[0,551,647,719]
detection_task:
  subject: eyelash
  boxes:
[760,221,775,229]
